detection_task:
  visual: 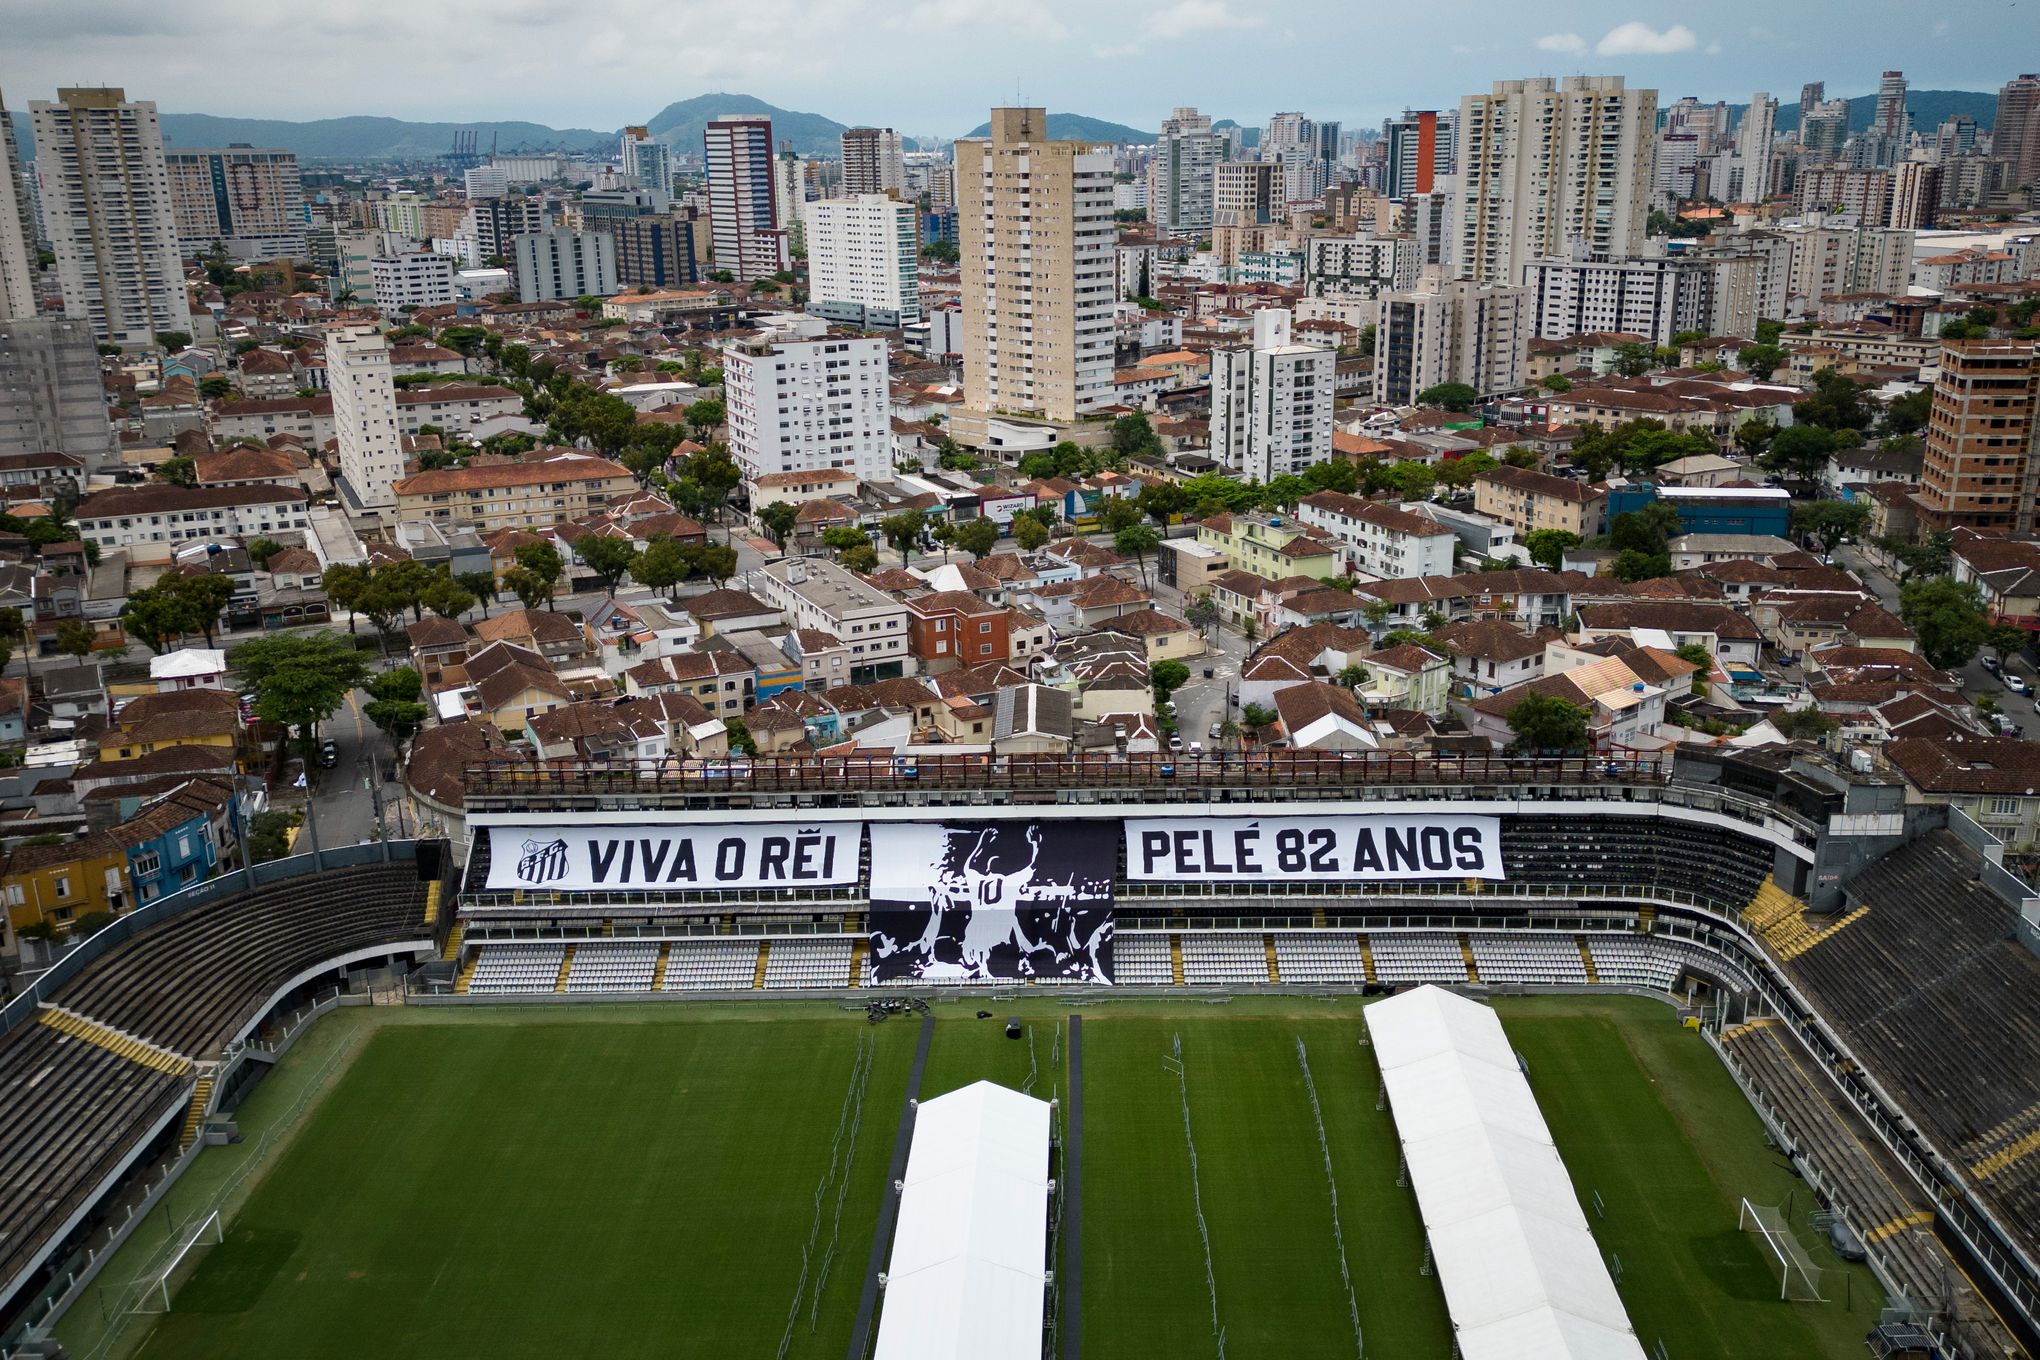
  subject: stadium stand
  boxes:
[1783,831,2040,1262]
[0,852,439,1329]
[1369,933,1470,983]
[760,937,854,989]
[1178,932,1269,985]
[1469,932,1589,984]
[662,938,768,991]
[1110,933,1174,985]
[1271,932,1369,983]
[564,942,659,992]
[464,943,568,995]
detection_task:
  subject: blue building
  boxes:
[1605,484,1791,539]
[121,777,238,905]
[921,209,959,248]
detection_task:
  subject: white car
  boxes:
[2009,674,2032,696]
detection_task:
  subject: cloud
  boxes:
[1595,21,1697,55]
[1536,32,1587,55]
[1147,0,1263,37]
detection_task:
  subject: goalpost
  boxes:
[129,1209,224,1315]
[1739,1198,1825,1302]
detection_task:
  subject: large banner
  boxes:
[1125,814,1504,883]
[868,822,1116,983]
[484,823,861,892]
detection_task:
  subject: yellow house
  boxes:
[1097,609,1209,664]
[3,834,132,934]
[1195,512,1341,582]
[99,690,242,763]
[1473,465,1607,539]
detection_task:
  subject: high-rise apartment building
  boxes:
[0,318,116,462]
[619,127,672,197]
[370,252,455,314]
[839,127,906,197]
[1383,110,1453,199]
[1799,82,1826,125]
[705,115,789,282]
[1995,74,2040,189]
[1874,71,1911,142]
[1735,94,1778,203]
[611,214,699,289]
[723,332,891,483]
[1149,107,1226,235]
[1209,308,1335,482]
[1376,269,1529,405]
[1213,161,1284,228]
[328,325,402,513]
[511,227,618,303]
[466,193,550,266]
[1801,100,1850,162]
[774,146,810,255]
[1520,251,1733,344]
[807,194,920,329]
[1917,340,2040,535]
[1889,162,1941,231]
[957,108,1116,425]
[162,147,304,258]
[463,166,510,199]
[0,92,36,317]
[1454,76,1656,287]
[29,88,193,347]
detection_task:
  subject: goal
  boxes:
[129,1209,224,1314]
[1739,1198,1825,1302]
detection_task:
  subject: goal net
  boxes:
[128,1209,224,1314]
[1739,1198,1824,1302]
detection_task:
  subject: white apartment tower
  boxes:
[512,227,619,303]
[1150,107,1226,235]
[619,126,672,197]
[840,127,906,197]
[1376,269,1529,406]
[1209,308,1336,482]
[29,88,194,347]
[807,194,920,327]
[328,325,402,513]
[1454,76,1656,287]
[705,115,789,282]
[1735,94,1778,203]
[958,108,1117,424]
[723,332,891,483]
[370,252,456,315]
[0,91,35,317]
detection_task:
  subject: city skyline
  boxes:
[3,0,2036,138]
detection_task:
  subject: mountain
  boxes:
[960,113,1154,144]
[1744,89,1997,135]
[644,93,848,158]
[150,113,611,160]
[1212,119,1260,149]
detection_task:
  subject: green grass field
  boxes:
[77,996,1882,1360]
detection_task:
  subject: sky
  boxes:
[4,0,2037,137]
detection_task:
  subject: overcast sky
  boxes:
[4,0,2035,137]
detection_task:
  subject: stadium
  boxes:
[4,746,2040,1360]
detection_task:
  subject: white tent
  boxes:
[1366,986,1646,1360]
[873,1080,1052,1360]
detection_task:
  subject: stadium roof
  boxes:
[874,1080,1051,1360]
[1367,987,1645,1360]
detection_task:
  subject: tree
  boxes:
[1506,692,1590,754]
[1136,480,1190,528]
[1012,516,1050,551]
[156,331,191,353]
[1184,594,1219,635]
[456,570,498,607]
[363,667,430,766]
[1899,576,1990,670]
[1610,342,1657,378]
[421,577,477,621]
[635,536,696,597]
[1883,530,1953,583]
[952,517,1000,559]
[1414,381,1478,411]
[1543,374,1573,393]
[52,620,96,660]
[1734,417,1778,461]
[1383,460,1436,502]
[881,509,929,565]
[1763,424,1836,486]
[120,586,192,655]
[683,398,726,442]
[369,558,437,622]
[160,573,234,646]
[1434,452,1498,492]
[1737,344,1787,381]
[1988,624,2029,664]
[837,542,880,572]
[1883,388,1931,435]
[232,632,370,770]
[512,542,565,610]
[1795,367,1873,432]
[244,537,284,569]
[579,535,641,593]
[1115,524,1161,587]
[501,566,550,612]
[199,374,233,401]
[1097,496,1142,534]
[1240,702,1277,740]
[1150,659,1191,706]
[1523,529,1581,570]
[1790,499,1870,554]
[758,500,799,547]
[1302,460,1358,495]
[247,809,300,864]
[694,543,737,586]
[321,563,369,634]
[1110,410,1164,459]
[155,456,197,487]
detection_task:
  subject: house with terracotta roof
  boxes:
[1464,653,1678,754]
[1572,601,1763,669]
[472,607,589,665]
[1884,735,2040,850]
[904,590,1010,674]
[1435,619,1558,700]
[1473,465,1606,539]
[465,641,575,732]
[1952,532,2040,635]
[1356,643,1451,717]
[1296,490,1457,580]
[1096,608,1205,663]
[391,452,635,533]
[1195,512,1341,582]
[1273,682,1378,751]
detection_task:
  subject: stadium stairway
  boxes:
[1263,934,1280,983]
[440,921,465,963]
[752,941,770,989]
[178,1074,215,1149]
[1169,935,1185,985]
[847,939,868,987]
[1971,1103,2040,1183]
[453,952,481,994]
[37,1007,193,1078]
[651,942,672,991]
[553,946,577,993]
[1358,934,1378,984]
[422,881,442,928]
[1458,933,1480,982]
[1576,936,1600,983]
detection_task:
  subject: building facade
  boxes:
[806,194,920,328]
[840,127,906,197]
[724,333,891,483]
[512,227,619,303]
[0,317,116,462]
[391,454,636,532]
[163,147,305,258]
[1209,309,1335,482]
[1916,340,2040,536]
[958,108,1117,424]
[1150,107,1226,235]
[1520,251,1728,344]
[0,92,41,316]
[705,115,789,282]
[29,88,194,347]
[328,324,402,512]
[370,251,456,314]
[1375,271,1529,404]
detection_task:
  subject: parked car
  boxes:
[1167,731,1184,751]
[316,739,340,768]
[2008,674,2031,696]
[1983,655,2001,674]
[1208,720,1223,740]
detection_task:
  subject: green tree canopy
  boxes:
[1505,692,1591,754]
[1522,529,1581,570]
[1899,576,1990,670]
[881,509,930,564]
[578,535,641,594]
[951,517,1000,559]
[1789,499,1870,554]
[512,543,565,609]
[1763,424,1837,485]
[232,632,370,768]
[1415,382,1478,411]
[757,500,799,547]
[1012,516,1051,551]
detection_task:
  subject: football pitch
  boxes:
[74,995,1885,1360]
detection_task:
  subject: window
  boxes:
[1992,796,2021,816]
[54,875,72,899]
